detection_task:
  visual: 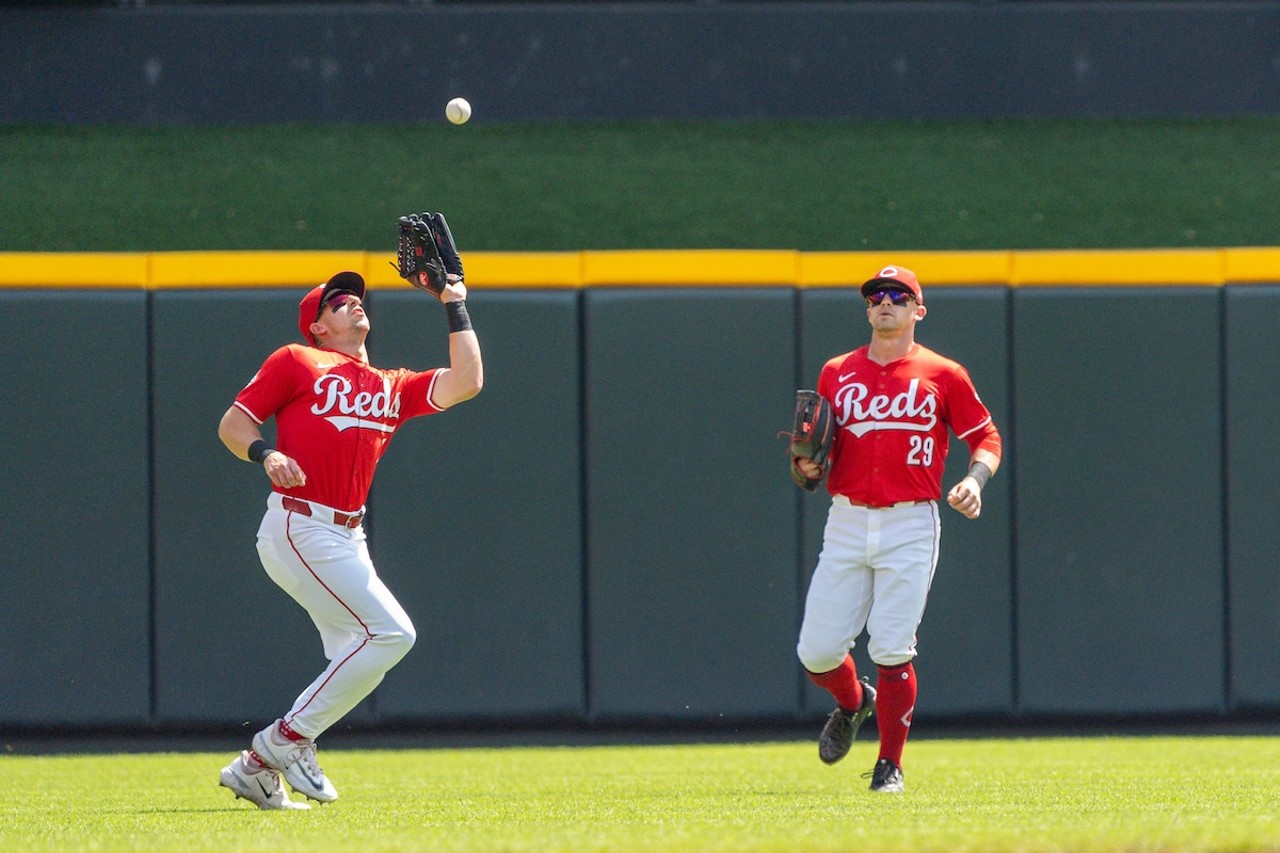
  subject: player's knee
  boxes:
[867,636,914,667]
[396,623,417,655]
[796,639,845,675]
[375,622,416,661]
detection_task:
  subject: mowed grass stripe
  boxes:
[1,736,1277,852]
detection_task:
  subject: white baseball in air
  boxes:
[445,97,472,125]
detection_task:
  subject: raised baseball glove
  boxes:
[785,389,834,491]
[395,212,464,296]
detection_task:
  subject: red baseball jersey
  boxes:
[234,344,444,512]
[817,343,1002,505]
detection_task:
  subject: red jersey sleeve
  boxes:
[233,345,305,425]
[392,367,445,418]
[943,364,1003,459]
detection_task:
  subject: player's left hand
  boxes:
[398,211,463,296]
[438,274,467,303]
[263,451,307,490]
[947,477,982,519]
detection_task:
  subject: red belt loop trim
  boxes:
[334,509,364,529]
[282,496,311,516]
[281,496,364,528]
[840,496,931,510]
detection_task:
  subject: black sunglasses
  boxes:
[317,290,358,321]
[866,289,913,307]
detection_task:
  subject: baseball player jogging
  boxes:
[787,265,1002,794]
[216,214,481,809]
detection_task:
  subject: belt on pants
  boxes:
[834,495,932,510]
[282,496,365,529]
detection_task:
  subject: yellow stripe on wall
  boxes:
[4,249,1280,289]
[1011,249,1226,286]
[1222,247,1280,284]
[800,251,1013,287]
[581,250,800,286]
[0,252,150,287]
[460,252,583,288]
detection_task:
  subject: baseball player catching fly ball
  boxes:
[789,265,1002,793]
[216,213,481,809]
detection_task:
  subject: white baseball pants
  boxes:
[255,493,416,740]
[797,497,941,672]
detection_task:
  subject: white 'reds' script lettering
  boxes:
[311,374,401,433]
[834,378,938,438]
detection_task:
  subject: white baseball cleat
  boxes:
[251,719,339,803]
[219,750,311,810]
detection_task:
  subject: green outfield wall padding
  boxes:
[584,288,800,719]
[371,291,586,719]
[1224,286,1280,709]
[0,292,151,724]
[1014,288,1224,715]
[5,283,1278,728]
[797,288,1014,719]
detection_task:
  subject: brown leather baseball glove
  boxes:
[785,389,834,491]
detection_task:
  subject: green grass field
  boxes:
[4,118,1280,253]
[3,735,1277,852]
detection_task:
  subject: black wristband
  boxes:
[247,439,274,464]
[445,300,472,333]
[966,461,993,489]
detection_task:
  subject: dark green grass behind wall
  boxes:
[2,118,1278,252]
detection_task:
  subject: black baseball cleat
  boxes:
[818,677,876,765]
[866,758,905,793]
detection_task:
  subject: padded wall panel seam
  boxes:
[372,291,586,720]
[1224,286,1280,709]
[585,288,799,719]
[0,292,151,725]
[1013,287,1224,715]
[152,290,328,725]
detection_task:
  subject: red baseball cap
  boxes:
[298,271,366,345]
[861,265,923,304]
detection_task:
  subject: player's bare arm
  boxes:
[217,405,307,489]
[946,448,1001,519]
[428,277,484,410]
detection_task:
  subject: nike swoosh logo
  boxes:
[838,372,857,382]
[297,767,324,791]
[314,363,335,370]
[256,778,274,798]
